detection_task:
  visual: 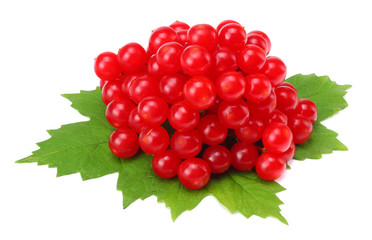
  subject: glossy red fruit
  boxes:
[287,114,313,144]
[275,85,298,115]
[215,71,246,101]
[206,97,222,114]
[293,98,318,123]
[262,122,293,153]
[118,42,146,74]
[246,34,269,55]
[128,108,147,133]
[244,73,272,102]
[187,24,218,51]
[101,79,125,105]
[230,142,259,171]
[212,47,237,76]
[122,73,147,98]
[247,30,271,54]
[259,56,287,86]
[178,158,211,190]
[183,76,216,110]
[202,145,232,174]
[94,52,122,81]
[168,101,200,131]
[156,42,184,73]
[170,21,190,31]
[218,23,247,51]
[128,75,159,104]
[147,54,166,79]
[181,45,212,76]
[235,114,265,143]
[137,96,169,126]
[177,30,188,46]
[109,128,139,158]
[148,26,179,53]
[237,45,266,73]
[159,73,187,104]
[106,98,135,128]
[282,142,295,161]
[197,115,228,145]
[265,109,288,125]
[139,126,169,154]
[152,150,182,179]
[255,152,286,180]
[216,20,240,33]
[171,130,203,159]
[218,99,250,129]
[279,82,296,91]
[100,79,109,89]
[247,90,276,116]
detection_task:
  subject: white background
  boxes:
[1,0,371,239]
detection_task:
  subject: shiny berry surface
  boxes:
[139,126,169,154]
[159,73,187,104]
[287,113,313,144]
[101,80,125,105]
[197,115,228,145]
[262,122,293,153]
[260,56,287,86]
[106,98,135,128]
[247,30,271,54]
[156,42,184,73]
[247,90,276,117]
[181,45,212,76]
[235,114,265,143]
[218,23,247,51]
[293,98,318,123]
[128,75,159,104]
[255,152,286,180]
[237,45,266,73]
[218,99,250,129]
[109,128,139,158]
[152,150,182,178]
[148,26,178,53]
[171,129,203,159]
[178,158,211,190]
[230,142,259,171]
[128,108,147,133]
[118,42,146,74]
[137,96,169,126]
[94,52,122,81]
[212,47,237,76]
[275,85,298,115]
[168,101,200,131]
[202,145,232,174]
[187,24,218,51]
[215,71,246,102]
[183,76,216,110]
[244,73,272,102]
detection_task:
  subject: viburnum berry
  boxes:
[183,76,216,110]
[147,54,166,79]
[282,142,295,161]
[244,73,272,102]
[237,45,266,73]
[169,21,190,31]
[148,26,179,53]
[128,108,147,133]
[255,152,286,180]
[265,109,288,125]
[260,56,287,86]
[94,52,122,81]
[139,126,169,155]
[247,89,277,116]
[178,158,211,190]
[247,30,271,54]
[218,99,250,129]
[235,114,265,143]
[212,47,238,76]
[202,145,232,174]
[197,115,228,145]
[168,101,200,131]
[246,34,269,55]
[122,73,147,98]
[177,30,188,46]
[275,85,298,116]
[171,129,203,159]
[156,42,184,73]
[187,24,218,51]
[293,98,318,123]
[215,71,246,102]
[230,142,259,171]
[137,96,169,126]
[159,73,187,104]
[216,20,240,33]
[180,45,212,76]
[118,42,147,74]
[105,98,135,128]
[287,113,313,144]
[218,23,247,52]
[128,75,159,104]
[152,150,182,179]
[101,79,125,105]
[262,122,293,153]
[109,128,139,158]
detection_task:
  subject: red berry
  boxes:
[122,73,147,98]
[183,76,216,110]
[178,158,211,190]
[260,56,287,86]
[265,109,288,125]
[152,150,182,179]
[180,45,212,76]
[218,23,247,51]
[216,20,240,33]
[279,82,296,91]
[171,130,203,159]
[187,24,218,51]
[177,30,188,46]
[170,21,190,31]
[275,85,298,115]
[218,99,250,129]
[137,96,169,126]
[230,142,259,171]
[159,73,187,104]
[287,114,313,144]
[147,54,166,79]
[128,75,159,104]
[101,79,125,105]
[168,101,200,131]
[293,98,318,123]
[109,128,139,158]
[244,73,272,102]
[247,30,271,54]
[237,45,266,73]
[246,34,269,55]
[282,142,295,161]
[262,122,293,153]
[148,26,179,53]
[235,114,265,143]
[202,145,232,174]
[94,52,122,81]
[128,108,147,133]
[156,42,184,73]
[139,126,169,154]
[118,43,146,74]
[212,47,237,76]
[106,98,135,128]
[197,115,228,145]
[100,79,109,89]
[255,152,286,180]
[247,89,276,116]
[215,71,246,101]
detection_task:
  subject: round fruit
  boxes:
[230,142,259,171]
[218,99,250,129]
[169,21,190,31]
[215,71,246,102]
[216,20,240,33]
[235,114,265,143]
[246,34,269,55]
[259,56,287,86]
[282,142,295,161]
[137,96,169,126]
[101,79,125,105]
[202,145,232,174]
[159,73,187,104]
[180,45,212,76]
[148,26,178,53]
[109,128,139,158]
[178,158,211,190]
[128,108,147,133]
[128,75,159,104]
[105,98,135,128]
[187,24,218,51]
[152,150,182,179]
[293,98,318,123]
[168,101,200,131]
[139,126,169,154]
[118,42,146,74]
[170,129,203,159]
[147,54,166,79]
[244,73,272,102]
[212,47,237,76]
[275,85,298,115]
[255,152,286,180]
[197,115,228,145]
[237,45,266,73]
[262,122,293,153]
[156,42,184,73]
[94,52,122,81]
[183,76,216,110]
[287,114,313,144]
[247,90,277,117]
[247,30,271,54]
[218,23,247,51]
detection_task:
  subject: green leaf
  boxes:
[117,156,287,224]
[17,88,122,180]
[17,74,350,224]
[286,74,351,122]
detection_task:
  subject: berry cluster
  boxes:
[94,20,317,190]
